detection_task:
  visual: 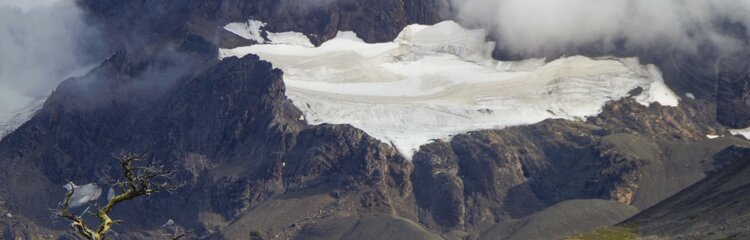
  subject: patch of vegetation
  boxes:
[565,227,637,240]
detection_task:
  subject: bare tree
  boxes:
[161,224,192,240]
[54,152,180,240]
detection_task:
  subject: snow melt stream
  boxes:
[220,21,680,158]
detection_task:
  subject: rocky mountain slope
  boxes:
[625,146,750,240]
[1,0,750,239]
[2,46,746,238]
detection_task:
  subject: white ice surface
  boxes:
[266,31,315,47]
[633,65,679,107]
[221,21,680,159]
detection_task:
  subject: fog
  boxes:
[452,0,750,56]
[0,0,104,120]
[0,0,60,12]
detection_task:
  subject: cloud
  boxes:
[0,0,60,12]
[452,0,750,56]
[0,0,105,118]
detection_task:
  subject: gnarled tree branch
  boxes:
[54,152,179,240]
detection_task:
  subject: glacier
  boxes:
[221,20,680,159]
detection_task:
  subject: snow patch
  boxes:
[63,182,102,208]
[633,65,680,107]
[395,21,495,64]
[224,20,267,43]
[221,21,681,159]
[706,134,721,139]
[685,92,696,100]
[0,93,45,140]
[731,127,750,139]
[224,20,314,47]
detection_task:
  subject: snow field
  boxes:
[221,20,680,158]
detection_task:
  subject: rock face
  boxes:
[647,39,750,129]
[79,0,450,50]
[716,52,750,128]
[411,107,746,233]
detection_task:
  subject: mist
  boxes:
[452,0,750,56]
[0,0,105,120]
[0,0,60,12]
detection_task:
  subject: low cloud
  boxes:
[452,0,750,56]
[0,0,60,12]
[0,0,105,117]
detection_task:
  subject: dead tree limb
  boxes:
[54,152,178,240]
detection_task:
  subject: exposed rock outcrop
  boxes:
[79,0,450,50]
[0,42,415,237]
[411,100,749,233]
[716,52,750,128]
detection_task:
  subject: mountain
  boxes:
[78,0,750,130]
[1,0,750,239]
[624,146,750,239]
[0,97,44,140]
[219,20,683,157]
